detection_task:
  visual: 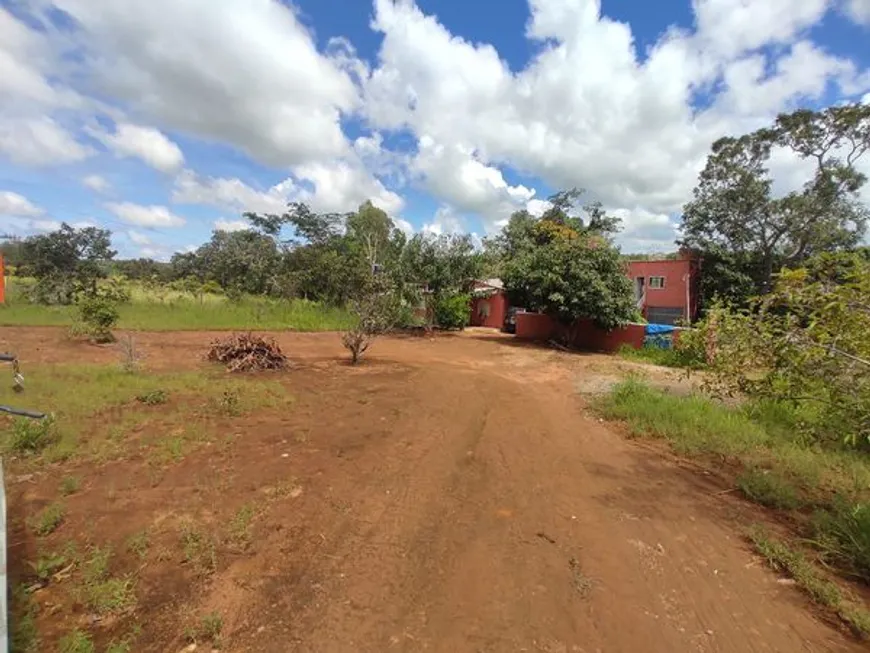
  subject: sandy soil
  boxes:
[1,326,862,652]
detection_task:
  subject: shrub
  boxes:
[30,502,65,536]
[434,292,470,329]
[812,501,870,582]
[7,416,57,454]
[136,389,168,405]
[76,294,120,343]
[342,281,398,364]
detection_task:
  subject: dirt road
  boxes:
[2,328,862,652]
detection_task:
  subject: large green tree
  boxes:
[493,190,635,330]
[21,223,116,304]
[681,103,870,305]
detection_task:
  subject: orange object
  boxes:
[0,255,5,304]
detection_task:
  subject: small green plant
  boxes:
[181,524,218,575]
[135,389,167,405]
[7,415,58,454]
[126,530,150,560]
[213,388,241,416]
[228,504,256,549]
[736,468,802,510]
[59,475,81,496]
[58,629,95,653]
[186,612,223,646]
[30,502,65,536]
[10,585,39,652]
[812,501,870,582]
[76,293,120,343]
[79,546,136,615]
[29,550,68,582]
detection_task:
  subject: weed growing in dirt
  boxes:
[748,527,870,637]
[117,334,143,373]
[135,389,167,405]
[29,550,68,582]
[186,612,224,645]
[30,502,65,536]
[6,415,58,454]
[58,629,95,653]
[59,475,81,496]
[11,585,40,652]
[228,504,256,549]
[180,524,218,575]
[736,468,803,510]
[79,546,137,615]
[126,530,150,560]
[211,387,242,416]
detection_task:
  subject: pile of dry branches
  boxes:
[206,332,288,372]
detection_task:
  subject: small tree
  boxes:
[73,279,130,343]
[342,279,397,364]
[21,223,116,304]
[696,256,870,448]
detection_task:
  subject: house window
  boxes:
[649,276,665,289]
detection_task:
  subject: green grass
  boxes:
[1,363,291,464]
[0,279,354,331]
[30,502,65,536]
[596,378,870,583]
[58,630,95,653]
[749,527,870,637]
[79,546,137,615]
[59,475,81,496]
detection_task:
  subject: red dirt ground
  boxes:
[2,326,865,652]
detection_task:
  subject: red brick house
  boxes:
[627,251,700,325]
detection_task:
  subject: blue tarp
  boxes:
[645,323,677,335]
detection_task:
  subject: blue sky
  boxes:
[1,0,869,258]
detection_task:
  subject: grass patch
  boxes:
[596,379,870,583]
[1,364,291,466]
[29,549,69,582]
[126,530,150,560]
[736,468,803,510]
[0,279,354,331]
[77,546,137,616]
[58,630,95,653]
[4,416,58,454]
[180,523,218,576]
[59,475,81,496]
[811,502,870,582]
[186,612,224,646]
[30,502,65,536]
[617,343,695,368]
[228,504,256,550]
[10,585,40,652]
[749,528,870,637]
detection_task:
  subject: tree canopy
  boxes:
[491,189,635,330]
[681,103,870,306]
[20,223,116,304]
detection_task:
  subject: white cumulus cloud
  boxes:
[0,190,43,216]
[95,123,184,173]
[82,174,110,193]
[107,202,185,227]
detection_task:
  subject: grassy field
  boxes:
[2,359,292,652]
[595,378,870,634]
[0,278,355,331]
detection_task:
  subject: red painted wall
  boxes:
[515,313,646,351]
[627,258,699,322]
[0,255,5,304]
[470,291,508,328]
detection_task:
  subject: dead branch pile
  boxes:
[206,332,288,372]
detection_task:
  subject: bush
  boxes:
[812,501,870,582]
[7,416,57,454]
[76,294,120,343]
[434,293,470,330]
